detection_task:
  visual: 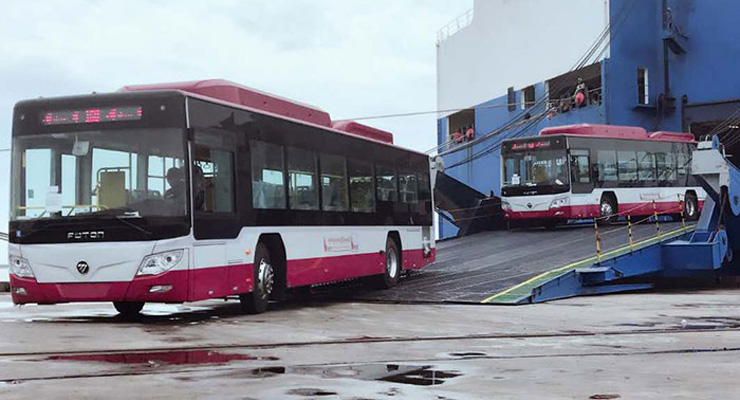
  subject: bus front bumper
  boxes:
[9,270,190,305]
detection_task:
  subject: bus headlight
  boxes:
[137,250,184,276]
[9,256,34,278]
[549,196,569,209]
[501,201,511,211]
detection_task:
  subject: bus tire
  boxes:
[373,237,401,289]
[240,242,272,314]
[113,301,144,317]
[684,192,699,221]
[599,195,618,225]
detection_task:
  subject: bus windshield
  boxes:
[11,128,187,221]
[503,149,569,189]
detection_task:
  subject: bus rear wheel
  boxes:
[599,196,618,225]
[372,237,401,289]
[113,301,144,317]
[240,242,273,314]
[684,192,699,221]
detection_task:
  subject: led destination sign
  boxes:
[510,140,551,150]
[40,106,143,126]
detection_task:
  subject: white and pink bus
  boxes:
[8,80,435,315]
[500,124,705,227]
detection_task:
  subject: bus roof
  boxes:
[539,124,694,143]
[119,79,394,145]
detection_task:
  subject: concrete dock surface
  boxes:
[2,289,740,399]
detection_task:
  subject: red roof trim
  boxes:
[540,124,694,143]
[119,80,405,151]
[119,79,333,127]
[331,121,393,144]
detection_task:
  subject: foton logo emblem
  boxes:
[67,231,105,240]
[76,261,90,275]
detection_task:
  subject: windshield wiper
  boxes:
[114,215,153,236]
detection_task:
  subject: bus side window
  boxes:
[251,140,286,209]
[596,150,618,182]
[287,146,319,210]
[656,152,676,185]
[677,146,690,185]
[617,151,638,183]
[376,165,397,202]
[418,170,431,203]
[637,151,656,183]
[320,153,349,212]
[570,149,591,183]
[399,171,418,204]
[348,159,374,212]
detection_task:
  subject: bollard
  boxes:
[652,200,661,238]
[594,219,602,263]
[628,214,634,251]
[678,194,686,229]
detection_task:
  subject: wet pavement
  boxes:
[3,288,740,399]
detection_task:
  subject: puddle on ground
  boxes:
[43,350,278,365]
[380,367,461,386]
[287,388,338,396]
[678,316,740,329]
[448,351,486,358]
[256,363,462,387]
[251,366,287,377]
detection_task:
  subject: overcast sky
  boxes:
[0,0,473,259]
[0,0,472,150]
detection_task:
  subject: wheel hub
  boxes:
[386,248,398,278]
[257,259,274,298]
[601,202,613,217]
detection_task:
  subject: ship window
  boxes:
[521,85,535,109]
[638,67,649,105]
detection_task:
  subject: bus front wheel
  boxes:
[240,242,272,314]
[113,301,144,317]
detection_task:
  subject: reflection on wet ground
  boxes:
[13,296,342,326]
[255,363,462,387]
[39,348,462,387]
[41,350,278,365]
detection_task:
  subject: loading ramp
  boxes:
[350,221,686,304]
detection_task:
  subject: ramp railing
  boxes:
[591,198,692,264]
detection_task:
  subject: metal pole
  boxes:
[678,194,686,229]
[653,200,661,238]
[594,219,602,263]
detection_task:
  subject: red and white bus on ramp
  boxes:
[500,124,705,226]
[8,80,435,315]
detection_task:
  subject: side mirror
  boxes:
[72,140,90,156]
